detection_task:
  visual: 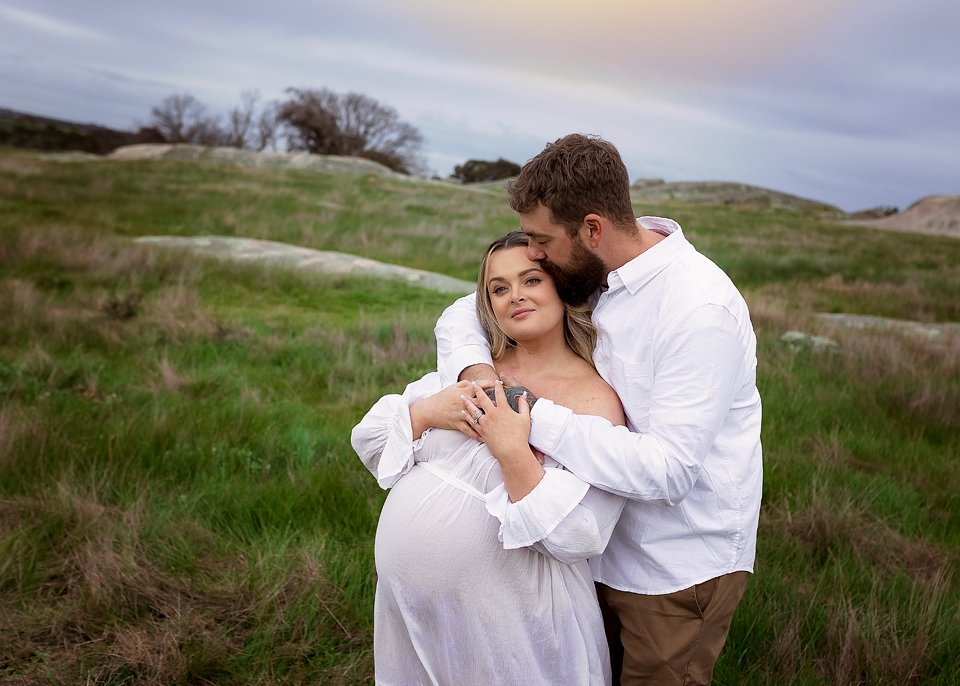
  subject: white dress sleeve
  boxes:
[350,372,443,489]
[485,458,626,565]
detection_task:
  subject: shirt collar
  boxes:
[606,217,689,295]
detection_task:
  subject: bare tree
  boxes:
[256,101,281,152]
[191,115,229,146]
[278,87,425,174]
[148,92,228,146]
[228,90,259,149]
[149,93,205,143]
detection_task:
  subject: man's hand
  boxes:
[410,380,495,441]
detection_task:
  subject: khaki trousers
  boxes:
[597,571,749,686]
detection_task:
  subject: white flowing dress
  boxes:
[351,373,625,686]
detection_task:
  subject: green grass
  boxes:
[1,149,958,684]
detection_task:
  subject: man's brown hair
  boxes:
[506,133,636,236]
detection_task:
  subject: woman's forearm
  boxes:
[496,445,546,502]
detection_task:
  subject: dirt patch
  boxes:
[0,156,44,175]
[841,195,960,239]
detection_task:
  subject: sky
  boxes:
[1,0,957,211]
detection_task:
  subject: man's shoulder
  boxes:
[666,248,740,298]
[646,251,751,333]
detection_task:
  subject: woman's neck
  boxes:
[495,329,579,380]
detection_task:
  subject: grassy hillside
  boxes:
[1,148,958,684]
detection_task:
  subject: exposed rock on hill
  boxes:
[134,235,474,294]
[841,195,960,238]
[817,313,960,339]
[630,180,842,213]
[108,144,402,177]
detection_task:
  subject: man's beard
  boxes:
[539,237,607,307]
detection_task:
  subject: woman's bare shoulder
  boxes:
[552,371,625,426]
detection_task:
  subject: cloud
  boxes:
[0,0,955,211]
[402,0,862,85]
[0,5,104,41]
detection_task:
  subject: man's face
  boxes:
[520,204,607,306]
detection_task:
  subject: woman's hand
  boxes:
[462,380,544,501]
[461,381,532,458]
[410,380,493,441]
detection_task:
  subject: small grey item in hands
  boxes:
[484,385,538,412]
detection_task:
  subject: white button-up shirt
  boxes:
[435,218,762,594]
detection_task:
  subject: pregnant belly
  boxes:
[374,464,510,584]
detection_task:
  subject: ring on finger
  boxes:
[473,411,484,424]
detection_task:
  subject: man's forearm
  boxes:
[459,363,498,382]
[434,292,494,384]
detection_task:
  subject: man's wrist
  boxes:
[459,363,498,383]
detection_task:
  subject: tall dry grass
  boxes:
[0,210,457,683]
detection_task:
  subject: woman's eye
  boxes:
[492,286,508,295]
[525,278,541,286]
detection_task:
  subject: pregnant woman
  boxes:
[351,231,625,685]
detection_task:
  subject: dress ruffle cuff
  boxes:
[373,398,422,489]
[485,468,590,549]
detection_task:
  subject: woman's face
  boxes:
[484,246,565,343]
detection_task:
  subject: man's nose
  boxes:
[527,245,545,261]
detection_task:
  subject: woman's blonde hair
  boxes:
[475,231,598,366]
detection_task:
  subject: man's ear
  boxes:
[581,213,604,248]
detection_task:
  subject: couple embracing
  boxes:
[352,134,763,685]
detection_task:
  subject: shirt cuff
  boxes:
[529,398,572,455]
[439,343,494,385]
[484,468,590,549]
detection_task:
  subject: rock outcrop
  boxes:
[108,144,402,178]
[630,180,841,213]
[842,195,960,238]
[134,236,474,294]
